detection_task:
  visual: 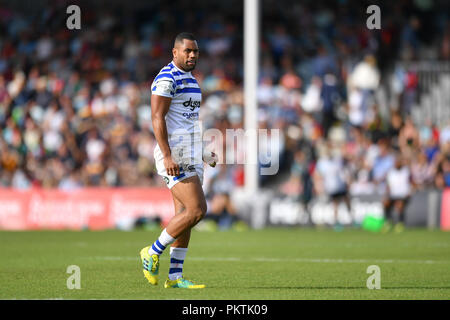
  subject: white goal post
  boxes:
[244,0,259,195]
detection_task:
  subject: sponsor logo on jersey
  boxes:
[183,97,201,111]
[182,112,199,119]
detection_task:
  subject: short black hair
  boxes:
[174,32,196,46]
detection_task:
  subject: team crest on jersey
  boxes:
[163,176,170,185]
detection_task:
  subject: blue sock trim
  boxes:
[169,268,183,274]
[155,239,166,251]
[151,243,162,254]
[170,258,184,264]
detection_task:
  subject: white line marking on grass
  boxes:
[9,298,65,300]
[88,256,450,264]
[190,257,446,264]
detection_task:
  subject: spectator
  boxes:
[399,117,420,159]
[411,150,434,188]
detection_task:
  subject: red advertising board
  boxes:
[0,188,174,230]
[441,188,450,231]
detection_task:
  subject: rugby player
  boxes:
[383,153,413,233]
[140,32,217,289]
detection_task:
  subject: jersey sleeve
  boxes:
[151,74,176,98]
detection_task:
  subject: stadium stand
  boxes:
[0,0,449,222]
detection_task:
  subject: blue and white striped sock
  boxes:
[168,247,188,280]
[148,229,176,256]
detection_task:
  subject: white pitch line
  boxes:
[87,256,450,264]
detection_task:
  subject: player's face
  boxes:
[173,39,199,72]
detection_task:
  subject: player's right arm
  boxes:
[151,94,180,177]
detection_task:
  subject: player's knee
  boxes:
[189,206,206,226]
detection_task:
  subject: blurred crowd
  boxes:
[257,0,450,203]
[0,0,449,209]
[0,0,242,189]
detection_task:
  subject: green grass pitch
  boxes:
[1,228,449,299]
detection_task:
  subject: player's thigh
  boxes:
[395,199,407,211]
[383,198,392,209]
[173,193,185,215]
[170,175,207,213]
[330,195,339,206]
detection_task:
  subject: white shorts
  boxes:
[154,145,204,189]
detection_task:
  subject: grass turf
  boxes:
[0,228,449,299]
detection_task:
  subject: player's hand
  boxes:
[203,150,218,167]
[164,156,180,176]
[209,152,217,167]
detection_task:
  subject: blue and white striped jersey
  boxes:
[151,61,202,164]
